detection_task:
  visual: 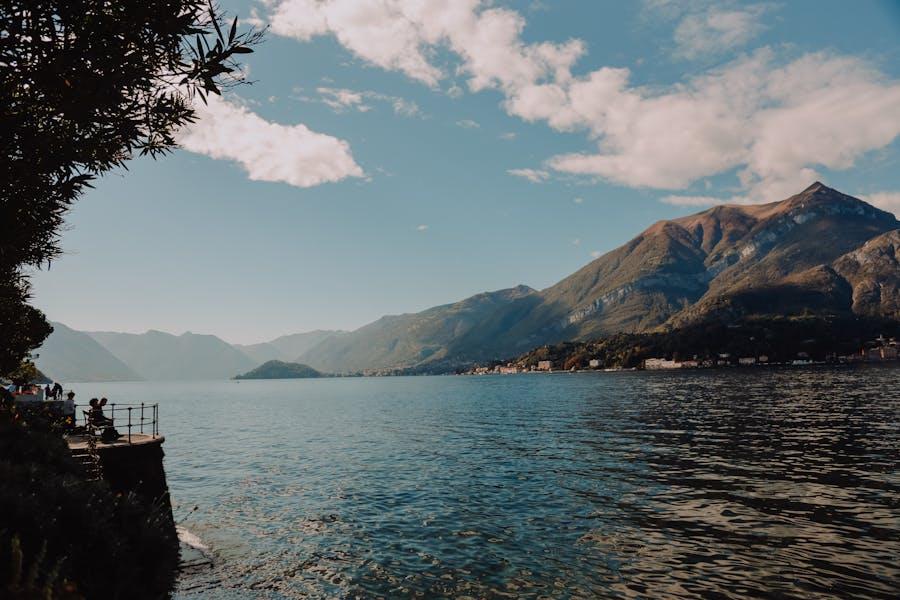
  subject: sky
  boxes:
[31,0,900,344]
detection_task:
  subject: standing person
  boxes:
[53,382,64,400]
[45,384,52,399]
[63,391,76,428]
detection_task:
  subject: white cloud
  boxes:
[508,168,550,183]
[456,119,480,129]
[391,97,423,117]
[571,238,581,246]
[263,1,900,203]
[499,132,517,140]
[268,0,443,85]
[317,86,370,112]
[861,192,900,216]
[178,95,364,188]
[573,197,584,204]
[590,250,602,258]
[314,86,422,117]
[265,0,585,93]
[673,5,769,59]
[416,224,429,231]
[661,194,731,207]
[548,50,900,202]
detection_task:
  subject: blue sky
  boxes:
[32,0,900,344]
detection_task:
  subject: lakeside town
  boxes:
[465,334,900,375]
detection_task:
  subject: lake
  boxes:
[72,367,899,599]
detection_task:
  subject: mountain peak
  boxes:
[801,181,830,194]
[782,182,896,224]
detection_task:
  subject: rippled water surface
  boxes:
[76,367,899,598]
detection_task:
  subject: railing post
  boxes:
[127,407,132,444]
[110,403,116,423]
[140,403,144,434]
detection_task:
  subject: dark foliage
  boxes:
[0,0,260,376]
[0,411,179,599]
[1,3,259,595]
[234,360,323,380]
[507,316,900,370]
[0,281,53,377]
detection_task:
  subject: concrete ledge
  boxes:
[67,433,165,452]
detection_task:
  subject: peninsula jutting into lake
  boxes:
[3,1,899,598]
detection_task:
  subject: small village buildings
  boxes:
[536,360,553,371]
[588,359,601,368]
[738,357,757,366]
[644,358,680,370]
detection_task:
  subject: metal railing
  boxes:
[75,402,159,444]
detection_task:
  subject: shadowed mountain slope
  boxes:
[297,285,537,373]
[88,330,257,381]
[235,330,344,365]
[832,229,900,318]
[35,322,142,382]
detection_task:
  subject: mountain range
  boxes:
[33,322,141,382]
[234,330,344,365]
[35,183,899,381]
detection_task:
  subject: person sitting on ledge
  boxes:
[89,397,122,441]
[88,397,111,426]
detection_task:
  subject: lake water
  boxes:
[73,367,899,599]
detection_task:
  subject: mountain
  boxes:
[302,183,898,372]
[34,322,142,382]
[297,285,537,373]
[45,183,898,378]
[235,330,343,364]
[832,229,900,318]
[447,183,898,361]
[234,360,322,380]
[88,330,256,381]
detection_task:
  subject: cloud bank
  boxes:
[262,0,900,202]
[178,95,364,188]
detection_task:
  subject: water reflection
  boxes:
[72,368,899,598]
[578,369,899,599]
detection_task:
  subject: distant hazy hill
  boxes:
[235,330,343,364]
[88,330,256,381]
[297,285,537,373]
[35,322,141,382]
[234,360,322,380]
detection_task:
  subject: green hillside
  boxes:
[234,360,323,380]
